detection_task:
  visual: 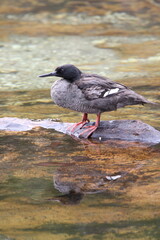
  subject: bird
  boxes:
[39,64,153,138]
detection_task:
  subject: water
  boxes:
[0,0,160,239]
[0,129,160,239]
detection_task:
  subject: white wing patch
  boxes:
[103,88,119,97]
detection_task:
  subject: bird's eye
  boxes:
[58,68,64,73]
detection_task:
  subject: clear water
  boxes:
[0,0,160,239]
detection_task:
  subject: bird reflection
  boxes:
[48,168,130,205]
[46,138,152,205]
[47,190,84,205]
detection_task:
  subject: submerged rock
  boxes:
[0,117,160,144]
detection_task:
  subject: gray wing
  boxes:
[75,74,150,112]
[75,74,127,100]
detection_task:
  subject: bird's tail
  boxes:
[142,99,157,105]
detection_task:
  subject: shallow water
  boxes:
[0,129,160,240]
[0,0,160,239]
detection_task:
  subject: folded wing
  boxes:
[75,74,151,112]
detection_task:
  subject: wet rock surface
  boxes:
[0,117,160,144]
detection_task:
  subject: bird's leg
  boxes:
[81,113,90,125]
[79,113,101,138]
[67,113,90,133]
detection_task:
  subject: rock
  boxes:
[89,120,160,143]
[0,117,160,144]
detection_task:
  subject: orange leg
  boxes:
[67,113,90,133]
[79,113,101,138]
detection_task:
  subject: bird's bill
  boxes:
[39,72,57,77]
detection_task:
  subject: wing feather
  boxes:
[75,74,127,100]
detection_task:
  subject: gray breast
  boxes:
[50,79,99,114]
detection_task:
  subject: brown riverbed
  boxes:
[0,0,160,239]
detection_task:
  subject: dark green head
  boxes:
[39,64,82,82]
